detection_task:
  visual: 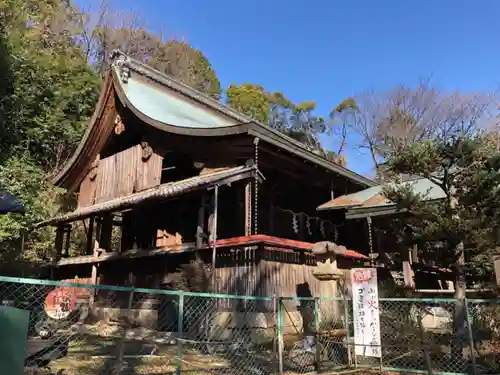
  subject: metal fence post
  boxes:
[115,273,135,375]
[277,296,284,375]
[464,298,477,375]
[314,297,320,372]
[272,294,278,374]
[343,295,352,368]
[177,291,184,375]
[417,305,432,375]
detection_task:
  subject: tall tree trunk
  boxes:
[452,241,466,367]
[449,180,466,368]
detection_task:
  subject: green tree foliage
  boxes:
[0,0,226,272]
[379,86,497,274]
[328,97,358,157]
[226,83,333,153]
[0,0,101,171]
[226,83,273,123]
[383,133,500,361]
[0,0,100,271]
[0,155,63,274]
[384,136,500,278]
[93,26,221,99]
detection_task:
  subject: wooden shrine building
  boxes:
[42,50,372,306]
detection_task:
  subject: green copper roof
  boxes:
[113,66,237,129]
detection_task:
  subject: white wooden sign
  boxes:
[351,268,381,358]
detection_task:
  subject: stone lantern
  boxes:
[309,242,346,348]
[311,241,346,281]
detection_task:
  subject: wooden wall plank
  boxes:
[95,155,116,203]
[78,174,96,207]
[83,144,163,205]
[136,146,163,192]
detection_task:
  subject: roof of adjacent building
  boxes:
[317,177,446,218]
[53,50,374,190]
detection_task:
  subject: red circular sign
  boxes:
[44,287,77,320]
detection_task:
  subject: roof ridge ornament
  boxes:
[110,50,131,83]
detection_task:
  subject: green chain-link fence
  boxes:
[0,276,498,375]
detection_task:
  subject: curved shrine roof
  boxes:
[116,66,237,129]
[53,50,374,190]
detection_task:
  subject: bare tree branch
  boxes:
[349,79,497,179]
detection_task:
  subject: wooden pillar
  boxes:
[89,239,100,307]
[86,216,95,256]
[63,226,71,258]
[403,227,415,288]
[54,226,65,262]
[402,248,415,288]
[121,211,134,251]
[89,215,102,306]
[95,217,102,248]
[411,244,419,263]
[211,185,219,290]
[100,213,113,251]
[196,194,206,248]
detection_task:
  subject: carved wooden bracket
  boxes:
[141,141,153,162]
[89,154,100,181]
[114,114,125,135]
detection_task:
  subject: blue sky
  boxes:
[78,0,500,177]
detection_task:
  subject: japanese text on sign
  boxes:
[351,268,381,358]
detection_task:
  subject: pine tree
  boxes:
[384,134,500,362]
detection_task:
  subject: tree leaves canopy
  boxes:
[226,83,338,157]
[0,0,226,272]
[383,135,500,281]
[94,26,221,99]
[0,0,101,171]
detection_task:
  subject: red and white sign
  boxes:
[44,286,77,320]
[351,268,381,358]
